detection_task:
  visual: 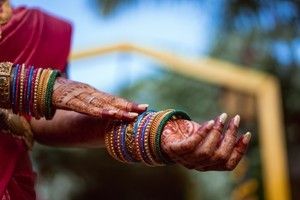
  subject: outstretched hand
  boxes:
[161,113,251,171]
[52,77,148,120]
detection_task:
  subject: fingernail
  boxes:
[138,104,149,109]
[207,120,215,128]
[108,110,117,115]
[129,112,138,117]
[233,115,240,126]
[219,113,228,124]
[243,132,252,143]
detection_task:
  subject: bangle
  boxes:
[0,62,13,108]
[18,64,26,115]
[155,110,191,164]
[33,68,42,119]
[14,65,22,114]
[37,69,47,117]
[26,66,34,115]
[45,70,59,119]
[144,112,160,166]
[11,64,19,113]
[23,66,30,115]
[115,123,126,163]
[135,113,150,162]
[30,68,38,117]
[40,69,51,116]
[124,123,138,162]
[149,109,173,165]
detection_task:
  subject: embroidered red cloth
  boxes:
[0,6,72,200]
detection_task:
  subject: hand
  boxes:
[161,113,251,171]
[52,77,148,120]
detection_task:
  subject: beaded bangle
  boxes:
[155,110,191,164]
[110,123,122,162]
[33,68,42,119]
[104,124,114,159]
[30,68,38,117]
[37,69,47,117]
[19,64,26,115]
[115,124,126,162]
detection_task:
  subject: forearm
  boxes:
[30,110,112,148]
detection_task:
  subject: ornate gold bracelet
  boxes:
[0,109,34,149]
[0,62,13,108]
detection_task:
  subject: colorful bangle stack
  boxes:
[0,62,60,119]
[105,109,191,166]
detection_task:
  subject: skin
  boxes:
[1,2,251,170]
[52,77,148,120]
[31,109,251,171]
[161,115,251,171]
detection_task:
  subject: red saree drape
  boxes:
[0,6,72,200]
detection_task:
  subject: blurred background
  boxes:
[11,0,300,200]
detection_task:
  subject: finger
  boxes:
[194,113,227,160]
[79,93,139,120]
[65,98,117,119]
[198,132,251,172]
[169,120,215,155]
[92,92,148,112]
[113,108,139,120]
[225,132,251,171]
[211,115,240,163]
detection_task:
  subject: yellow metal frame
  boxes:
[70,43,291,200]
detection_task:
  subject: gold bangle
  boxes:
[40,69,51,116]
[33,68,42,119]
[37,69,47,117]
[105,127,114,158]
[125,122,138,161]
[0,62,13,108]
[144,112,160,166]
[18,64,25,114]
[149,109,174,164]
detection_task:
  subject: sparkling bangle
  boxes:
[0,62,13,108]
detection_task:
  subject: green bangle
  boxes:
[155,110,191,164]
[45,70,60,120]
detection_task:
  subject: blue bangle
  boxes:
[139,112,155,165]
[12,64,19,114]
[26,66,34,115]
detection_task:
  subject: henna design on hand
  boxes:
[52,77,148,120]
[161,113,251,171]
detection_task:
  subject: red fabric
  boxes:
[0,7,72,200]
